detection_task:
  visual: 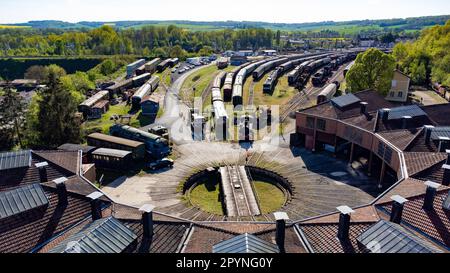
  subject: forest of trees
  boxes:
[0,25,274,57]
[393,20,450,86]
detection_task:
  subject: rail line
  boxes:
[220,166,261,217]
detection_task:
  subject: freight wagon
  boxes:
[127,59,146,78]
[132,73,152,87]
[157,59,171,73]
[78,90,110,119]
[132,76,160,108]
[343,61,355,78]
[110,124,171,159]
[317,83,339,104]
[145,58,161,74]
[106,78,133,95]
[87,133,146,160]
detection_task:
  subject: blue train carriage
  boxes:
[110,124,172,159]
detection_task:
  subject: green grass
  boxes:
[253,181,285,214]
[0,25,30,29]
[248,74,298,107]
[83,103,150,135]
[180,65,220,104]
[189,180,223,215]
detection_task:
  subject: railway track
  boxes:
[280,63,349,122]
[221,166,261,217]
[247,81,256,106]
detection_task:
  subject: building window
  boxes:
[377,142,385,157]
[392,80,397,87]
[398,92,403,98]
[317,119,326,131]
[306,117,315,129]
[389,92,395,97]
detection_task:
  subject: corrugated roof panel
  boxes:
[213,233,279,253]
[387,105,427,120]
[0,184,49,220]
[331,94,361,109]
[0,150,32,171]
[430,127,450,140]
[49,217,137,253]
[357,220,442,253]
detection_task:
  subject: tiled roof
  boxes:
[422,104,450,126]
[301,90,394,121]
[33,150,79,174]
[378,129,422,151]
[413,160,448,184]
[377,190,450,249]
[122,220,190,253]
[404,152,447,176]
[298,222,373,253]
[0,185,94,253]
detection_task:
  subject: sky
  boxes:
[0,0,449,24]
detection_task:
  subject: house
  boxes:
[141,94,162,116]
[386,70,411,103]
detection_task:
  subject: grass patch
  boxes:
[189,180,223,215]
[180,65,219,103]
[253,181,285,214]
[83,103,146,135]
[251,74,298,107]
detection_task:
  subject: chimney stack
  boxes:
[274,212,289,253]
[389,195,408,224]
[438,137,450,153]
[87,191,104,221]
[139,204,156,240]
[442,164,450,186]
[336,206,354,241]
[424,125,435,145]
[401,116,412,129]
[360,102,368,115]
[53,177,68,205]
[380,108,391,122]
[423,181,440,211]
[35,162,49,183]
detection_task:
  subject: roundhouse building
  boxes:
[293,89,450,189]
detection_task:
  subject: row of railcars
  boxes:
[223,66,244,102]
[263,68,281,93]
[110,125,171,159]
[232,59,268,107]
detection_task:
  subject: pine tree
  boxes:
[0,87,26,150]
[34,66,81,149]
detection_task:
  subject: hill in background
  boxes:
[3,15,449,33]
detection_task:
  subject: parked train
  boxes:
[232,59,267,107]
[287,54,331,86]
[263,68,281,93]
[132,73,152,87]
[131,76,160,108]
[110,124,171,159]
[223,66,243,102]
[157,59,172,73]
[144,58,161,74]
[252,57,288,81]
[311,66,333,86]
[317,82,339,104]
[211,71,227,103]
[343,61,355,78]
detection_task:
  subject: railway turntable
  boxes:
[220,166,261,217]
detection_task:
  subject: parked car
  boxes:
[171,68,177,73]
[148,158,174,170]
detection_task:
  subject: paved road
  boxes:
[142,64,213,145]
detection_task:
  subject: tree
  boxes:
[276,30,281,46]
[346,48,396,96]
[29,67,81,149]
[0,87,26,150]
[24,65,48,82]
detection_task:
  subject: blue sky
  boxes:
[0,0,449,24]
